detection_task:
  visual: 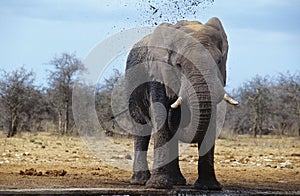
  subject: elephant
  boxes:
[124,17,235,190]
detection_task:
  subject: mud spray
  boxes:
[137,0,214,25]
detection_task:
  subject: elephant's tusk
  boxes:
[171,97,183,109]
[224,93,239,105]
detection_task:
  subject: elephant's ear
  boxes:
[205,17,228,86]
[147,23,182,99]
[205,17,228,53]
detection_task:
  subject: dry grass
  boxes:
[0,131,299,191]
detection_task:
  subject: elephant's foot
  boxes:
[194,177,222,190]
[170,171,186,185]
[145,174,172,189]
[130,170,151,185]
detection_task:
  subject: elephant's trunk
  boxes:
[172,73,239,143]
[171,76,212,143]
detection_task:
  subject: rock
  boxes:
[291,153,300,157]
[179,157,188,162]
[23,152,31,156]
[91,172,99,175]
[280,160,293,169]
[45,169,67,176]
[225,155,234,159]
[190,144,197,147]
[239,157,250,164]
[3,153,12,157]
[277,180,287,183]
[20,168,67,177]
[125,154,132,160]
[263,158,273,162]
[20,168,42,176]
[3,159,10,164]
[111,155,123,159]
[15,153,22,157]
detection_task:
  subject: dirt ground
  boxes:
[0,132,299,192]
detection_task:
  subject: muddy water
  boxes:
[1,188,299,195]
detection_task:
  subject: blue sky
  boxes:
[0,0,299,90]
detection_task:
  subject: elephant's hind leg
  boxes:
[131,125,151,185]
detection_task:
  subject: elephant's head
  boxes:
[173,18,228,86]
[148,17,228,102]
[146,17,229,142]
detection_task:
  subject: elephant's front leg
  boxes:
[195,145,222,190]
[194,106,222,190]
[131,125,151,185]
[145,82,173,189]
[169,138,186,185]
[146,125,173,189]
[168,107,186,185]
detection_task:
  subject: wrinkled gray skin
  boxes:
[125,17,228,190]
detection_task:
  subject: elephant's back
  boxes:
[126,34,151,71]
[175,20,222,49]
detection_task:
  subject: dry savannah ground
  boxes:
[0,131,299,192]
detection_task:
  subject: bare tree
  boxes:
[24,88,54,132]
[0,67,36,137]
[95,69,126,136]
[47,53,85,135]
[225,72,300,137]
[274,72,300,135]
[246,76,272,137]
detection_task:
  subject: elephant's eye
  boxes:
[176,62,182,69]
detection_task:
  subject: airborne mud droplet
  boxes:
[137,0,214,25]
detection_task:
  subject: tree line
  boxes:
[0,53,85,137]
[0,52,299,137]
[225,72,300,137]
